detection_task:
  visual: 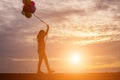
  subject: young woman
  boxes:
[37,25,54,74]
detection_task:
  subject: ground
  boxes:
[0,73,120,80]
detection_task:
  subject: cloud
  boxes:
[88,62,120,71]
[113,15,120,21]
[39,9,87,21]
[94,0,110,11]
[94,0,120,11]
[0,0,120,55]
[93,0,120,22]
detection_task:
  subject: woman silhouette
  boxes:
[37,25,54,74]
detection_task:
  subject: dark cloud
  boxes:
[0,2,37,58]
[0,59,37,73]
[113,15,120,21]
[94,0,109,11]
[94,0,120,11]
[0,22,37,58]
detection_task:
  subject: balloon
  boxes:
[25,13,32,18]
[22,0,36,18]
[29,1,36,13]
[23,0,31,5]
[22,10,32,18]
[31,1,35,6]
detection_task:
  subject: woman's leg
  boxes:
[43,53,54,73]
[43,54,51,71]
[37,55,42,73]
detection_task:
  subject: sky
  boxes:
[0,0,120,73]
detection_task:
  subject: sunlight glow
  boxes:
[69,51,83,64]
[72,54,80,64]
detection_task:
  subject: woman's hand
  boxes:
[47,25,49,29]
[45,24,49,36]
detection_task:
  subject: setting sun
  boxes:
[69,51,83,65]
[71,54,80,64]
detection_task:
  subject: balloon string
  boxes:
[33,14,48,26]
[33,14,48,41]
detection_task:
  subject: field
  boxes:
[0,73,120,80]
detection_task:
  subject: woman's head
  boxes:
[39,30,45,36]
[37,30,45,39]
[40,30,45,35]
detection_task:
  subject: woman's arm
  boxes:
[45,25,49,36]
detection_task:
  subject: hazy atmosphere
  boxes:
[0,0,120,73]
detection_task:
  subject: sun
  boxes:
[67,50,85,66]
[68,51,82,64]
[72,54,80,64]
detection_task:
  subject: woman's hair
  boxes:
[37,30,45,39]
[40,30,45,35]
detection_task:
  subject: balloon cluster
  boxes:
[22,0,36,18]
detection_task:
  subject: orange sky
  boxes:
[0,0,120,73]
